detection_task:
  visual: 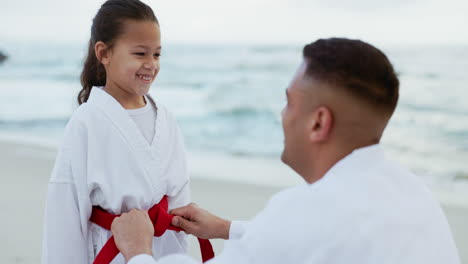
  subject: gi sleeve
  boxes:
[228,221,249,240]
[41,148,89,264]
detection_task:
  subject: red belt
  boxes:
[90,196,214,264]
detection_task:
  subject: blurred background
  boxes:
[0,0,468,263]
[1,0,467,192]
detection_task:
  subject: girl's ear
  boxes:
[95,41,110,65]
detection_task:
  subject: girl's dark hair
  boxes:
[78,0,158,105]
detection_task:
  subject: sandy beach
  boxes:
[1,138,467,264]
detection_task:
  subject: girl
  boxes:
[42,1,191,263]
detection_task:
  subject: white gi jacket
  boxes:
[129,144,460,264]
[42,87,189,264]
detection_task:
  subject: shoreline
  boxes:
[1,132,467,204]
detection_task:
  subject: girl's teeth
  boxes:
[138,75,151,81]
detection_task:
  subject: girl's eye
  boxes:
[153,53,161,57]
[134,52,145,56]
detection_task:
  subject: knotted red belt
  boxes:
[90,196,214,264]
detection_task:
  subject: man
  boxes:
[110,38,461,264]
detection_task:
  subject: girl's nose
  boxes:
[143,62,152,69]
[144,57,159,70]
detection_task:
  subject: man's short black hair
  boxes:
[303,38,399,115]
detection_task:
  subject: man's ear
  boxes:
[95,41,111,65]
[308,106,333,143]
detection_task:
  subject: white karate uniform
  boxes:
[129,144,460,264]
[42,87,190,264]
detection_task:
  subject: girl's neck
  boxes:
[103,83,146,110]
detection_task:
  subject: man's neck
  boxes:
[302,141,379,184]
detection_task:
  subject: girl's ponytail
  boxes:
[78,39,106,105]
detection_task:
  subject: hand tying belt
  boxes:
[90,196,214,264]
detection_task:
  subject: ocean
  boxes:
[0,40,467,194]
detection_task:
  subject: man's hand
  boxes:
[111,209,154,262]
[170,203,231,240]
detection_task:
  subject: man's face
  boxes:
[281,61,313,169]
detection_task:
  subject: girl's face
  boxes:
[98,20,161,105]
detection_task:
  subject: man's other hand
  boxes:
[170,203,231,240]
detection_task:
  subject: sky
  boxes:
[1,0,467,46]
